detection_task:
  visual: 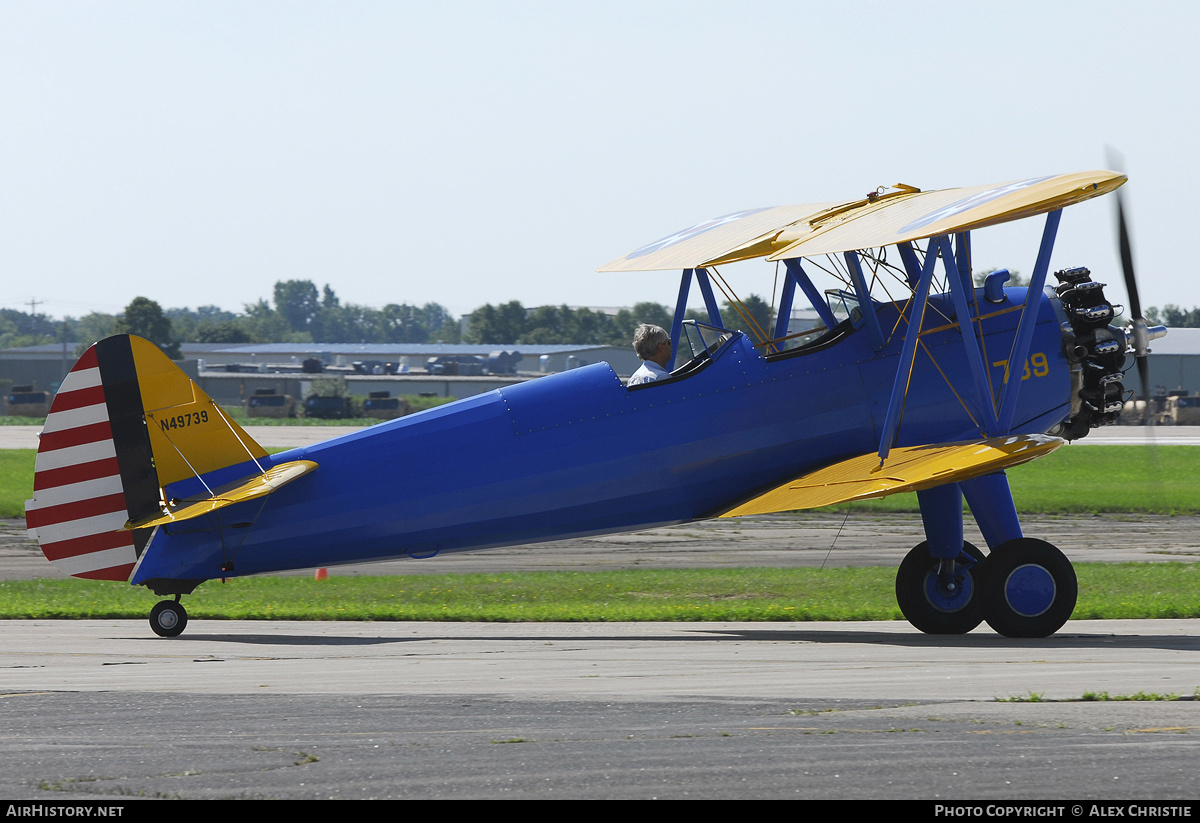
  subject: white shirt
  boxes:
[627,361,669,386]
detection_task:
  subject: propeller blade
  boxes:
[1106,148,1152,411]
[1115,191,1142,323]
[1136,354,1150,412]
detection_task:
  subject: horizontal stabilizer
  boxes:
[719,434,1063,517]
[126,460,318,530]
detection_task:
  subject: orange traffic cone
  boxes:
[314,568,328,581]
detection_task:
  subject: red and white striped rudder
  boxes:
[25,346,138,581]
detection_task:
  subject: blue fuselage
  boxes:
[131,288,1072,584]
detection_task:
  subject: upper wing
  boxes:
[595,203,841,272]
[598,171,1125,272]
[718,434,1063,517]
[767,170,1125,260]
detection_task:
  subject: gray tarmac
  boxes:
[4,511,1200,581]
[0,619,1198,800]
[2,424,1198,800]
[3,512,1199,800]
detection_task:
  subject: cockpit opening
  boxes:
[627,320,734,390]
[677,319,733,364]
[753,289,861,361]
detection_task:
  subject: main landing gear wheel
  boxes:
[979,538,1077,638]
[149,599,188,638]
[895,541,986,634]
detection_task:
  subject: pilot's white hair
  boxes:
[633,324,669,360]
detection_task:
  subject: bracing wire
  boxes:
[707,266,775,351]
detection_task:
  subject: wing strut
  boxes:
[773,263,797,340]
[783,259,839,331]
[844,251,886,351]
[667,269,692,371]
[668,268,724,370]
[876,240,939,463]
[954,231,974,299]
[877,231,1008,463]
[936,234,1000,436]
[896,241,923,288]
[996,209,1062,432]
[694,268,723,326]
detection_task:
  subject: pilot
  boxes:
[628,324,672,386]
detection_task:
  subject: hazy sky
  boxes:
[2,1,1196,321]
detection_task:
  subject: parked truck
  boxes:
[4,384,50,417]
[246,388,296,418]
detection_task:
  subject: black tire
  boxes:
[149,600,188,638]
[979,538,1077,638]
[895,541,986,634]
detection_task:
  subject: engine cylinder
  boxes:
[1052,268,1129,439]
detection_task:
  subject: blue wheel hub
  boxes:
[924,568,973,613]
[1003,563,1056,617]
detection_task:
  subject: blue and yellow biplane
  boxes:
[25,170,1163,638]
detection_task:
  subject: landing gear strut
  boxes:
[896,541,986,634]
[906,476,1078,638]
[149,597,188,638]
[978,538,1077,638]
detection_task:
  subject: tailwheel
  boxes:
[979,538,1077,638]
[149,599,188,638]
[895,541,986,634]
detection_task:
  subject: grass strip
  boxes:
[2,445,1197,520]
[219,396,456,427]
[2,564,1197,622]
[826,445,1200,515]
[0,451,35,519]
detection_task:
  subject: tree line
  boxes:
[1145,305,1200,327]
[21,279,1193,357]
[3,281,465,354]
[5,280,783,357]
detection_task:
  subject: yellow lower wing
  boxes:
[125,460,318,530]
[719,435,1063,517]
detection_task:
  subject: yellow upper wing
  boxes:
[598,171,1124,272]
[596,203,841,272]
[719,434,1063,517]
[767,171,1124,260]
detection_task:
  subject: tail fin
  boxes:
[25,335,270,581]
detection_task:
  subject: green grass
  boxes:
[821,445,1200,515]
[1070,563,1200,619]
[995,692,1048,702]
[7,442,1198,623]
[0,396,457,429]
[221,395,456,427]
[3,563,1198,622]
[0,416,46,426]
[0,451,34,518]
[233,415,384,427]
[1080,690,1194,701]
[5,445,1198,519]
[998,689,1198,702]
